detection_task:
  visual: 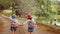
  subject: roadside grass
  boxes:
[36,20,60,29]
[35,16,60,29]
[56,15,60,22]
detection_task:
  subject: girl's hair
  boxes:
[28,18,32,20]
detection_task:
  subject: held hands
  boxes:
[19,23,26,26]
[20,24,24,26]
[19,24,24,26]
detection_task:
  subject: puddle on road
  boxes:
[0,20,4,34]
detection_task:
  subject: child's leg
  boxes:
[12,30,14,34]
[28,32,32,34]
[12,30,16,34]
[14,31,16,34]
[12,27,16,34]
[28,27,34,34]
[30,32,32,34]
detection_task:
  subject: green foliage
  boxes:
[58,11,60,15]
[0,0,59,22]
[34,0,51,17]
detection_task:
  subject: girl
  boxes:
[10,14,20,34]
[24,13,36,34]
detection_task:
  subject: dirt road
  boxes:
[0,15,60,34]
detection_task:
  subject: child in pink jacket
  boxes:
[10,14,20,34]
[24,13,36,34]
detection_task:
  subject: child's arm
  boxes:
[23,20,28,25]
[32,19,37,28]
[15,19,20,25]
[32,19,36,24]
[17,21,20,25]
[35,22,37,28]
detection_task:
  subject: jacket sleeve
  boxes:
[15,19,20,25]
[32,19,36,24]
[24,20,28,24]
